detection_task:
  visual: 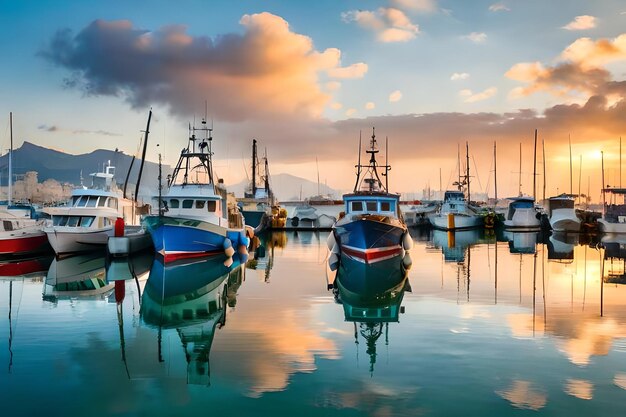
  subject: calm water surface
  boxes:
[2,229,626,416]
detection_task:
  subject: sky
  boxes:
[1,0,625,201]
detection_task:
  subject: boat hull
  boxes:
[241,210,266,229]
[597,219,626,234]
[503,208,541,231]
[549,208,581,232]
[429,214,483,231]
[0,231,50,256]
[44,227,113,255]
[334,217,406,263]
[143,215,247,261]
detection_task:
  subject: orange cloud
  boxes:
[562,15,597,31]
[342,8,419,42]
[40,14,366,121]
[560,34,626,69]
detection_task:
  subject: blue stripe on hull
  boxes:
[334,218,406,250]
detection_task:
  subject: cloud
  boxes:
[330,102,343,110]
[342,8,419,42]
[365,102,375,110]
[463,87,497,103]
[562,15,597,31]
[462,32,487,43]
[458,89,472,97]
[39,14,366,121]
[488,3,510,12]
[325,81,341,91]
[560,34,626,70]
[37,123,120,136]
[327,62,368,79]
[389,90,403,102]
[451,72,470,81]
[390,0,438,13]
[345,108,357,116]
[506,34,626,100]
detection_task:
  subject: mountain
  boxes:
[0,141,171,200]
[228,173,341,202]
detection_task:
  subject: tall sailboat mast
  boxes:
[518,143,522,197]
[493,141,497,202]
[252,139,257,197]
[8,112,12,205]
[533,129,537,201]
[466,142,470,201]
[569,134,573,195]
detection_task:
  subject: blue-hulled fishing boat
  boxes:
[328,128,412,265]
[143,118,249,262]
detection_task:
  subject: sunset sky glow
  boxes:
[1,0,625,200]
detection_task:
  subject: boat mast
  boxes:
[569,134,573,195]
[494,141,497,202]
[353,131,362,192]
[533,129,537,201]
[457,143,461,192]
[316,156,320,196]
[385,136,389,192]
[466,141,470,201]
[252,139,257,197]
[578,155,582,205]
[620,136,622,188]
[602,151,605,218]
[134,109,152,203]
[264,148,270,196]
[542,138,546,202]
[8,112,12,205]
[518,143,522,197]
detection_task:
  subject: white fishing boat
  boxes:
[598,188,626,233]
[428,143,483,231]
[547,194,580,232]
[503,196,541,231]
[143,117,249,262]
[403,201,438,227]
[43,162,134,255]
[429,191,483,230]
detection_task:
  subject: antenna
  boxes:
[353,131,362,192]
[385,136,389,192]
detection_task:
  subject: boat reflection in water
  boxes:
[431,229,482,262]
[329,251,410,374]
[246,231,287,282]
[502,230,539,254]
[141,253,246,385]
[547,232,578,262]
[42,251,112,301]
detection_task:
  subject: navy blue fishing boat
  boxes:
[329,128,412,265]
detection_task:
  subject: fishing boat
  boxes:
[328,128,412,264]
[428,143,483,231]
[237,139,276,232]
[503,196,541,231]
[43,161,134,255]
[598,188,626,233]
[0,113,50,256]
[547,194,580,232]
[143,118,249,262]
[403,201,438,227]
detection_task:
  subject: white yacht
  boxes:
[503,196,541,231]
[598,188,626,233]
[43,162,133,255]
[547,194,580,232]
[429,191,483,230]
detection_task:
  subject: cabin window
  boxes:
[97,197,106,207]
[170,199,179,208]
[67,216,81,227]
[107,198,118,210]
[381,201,391,211]
[77,196,88,207]
[72,196,80,206]
[183,199,194,209]
[80,216,95,227]
[207,200,217,212]
[86,196,98,207]
[366,201,378,212]
[56,216,69,226]
[196,200,206,209]
[351,201,363,212]
[3,220,13,231]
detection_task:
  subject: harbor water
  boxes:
[2,230,626,416]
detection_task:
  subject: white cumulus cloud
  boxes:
[389,90,403,102]
[464,87,497,103]
[488,3,510,12]
[562,15,596,31]
[342,8,419,43]
[451,72,470,81]
[462,32,487,43]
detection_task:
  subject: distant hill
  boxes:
[0,141,171,200]
[227,173,341,202]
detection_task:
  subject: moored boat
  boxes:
[429,191,483,230]
[503,196,541,231]
[143,118,249,262]
[548,194,580,232]
[598,188,626,233]
[329,128,412,264]
[43,162,133,255]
